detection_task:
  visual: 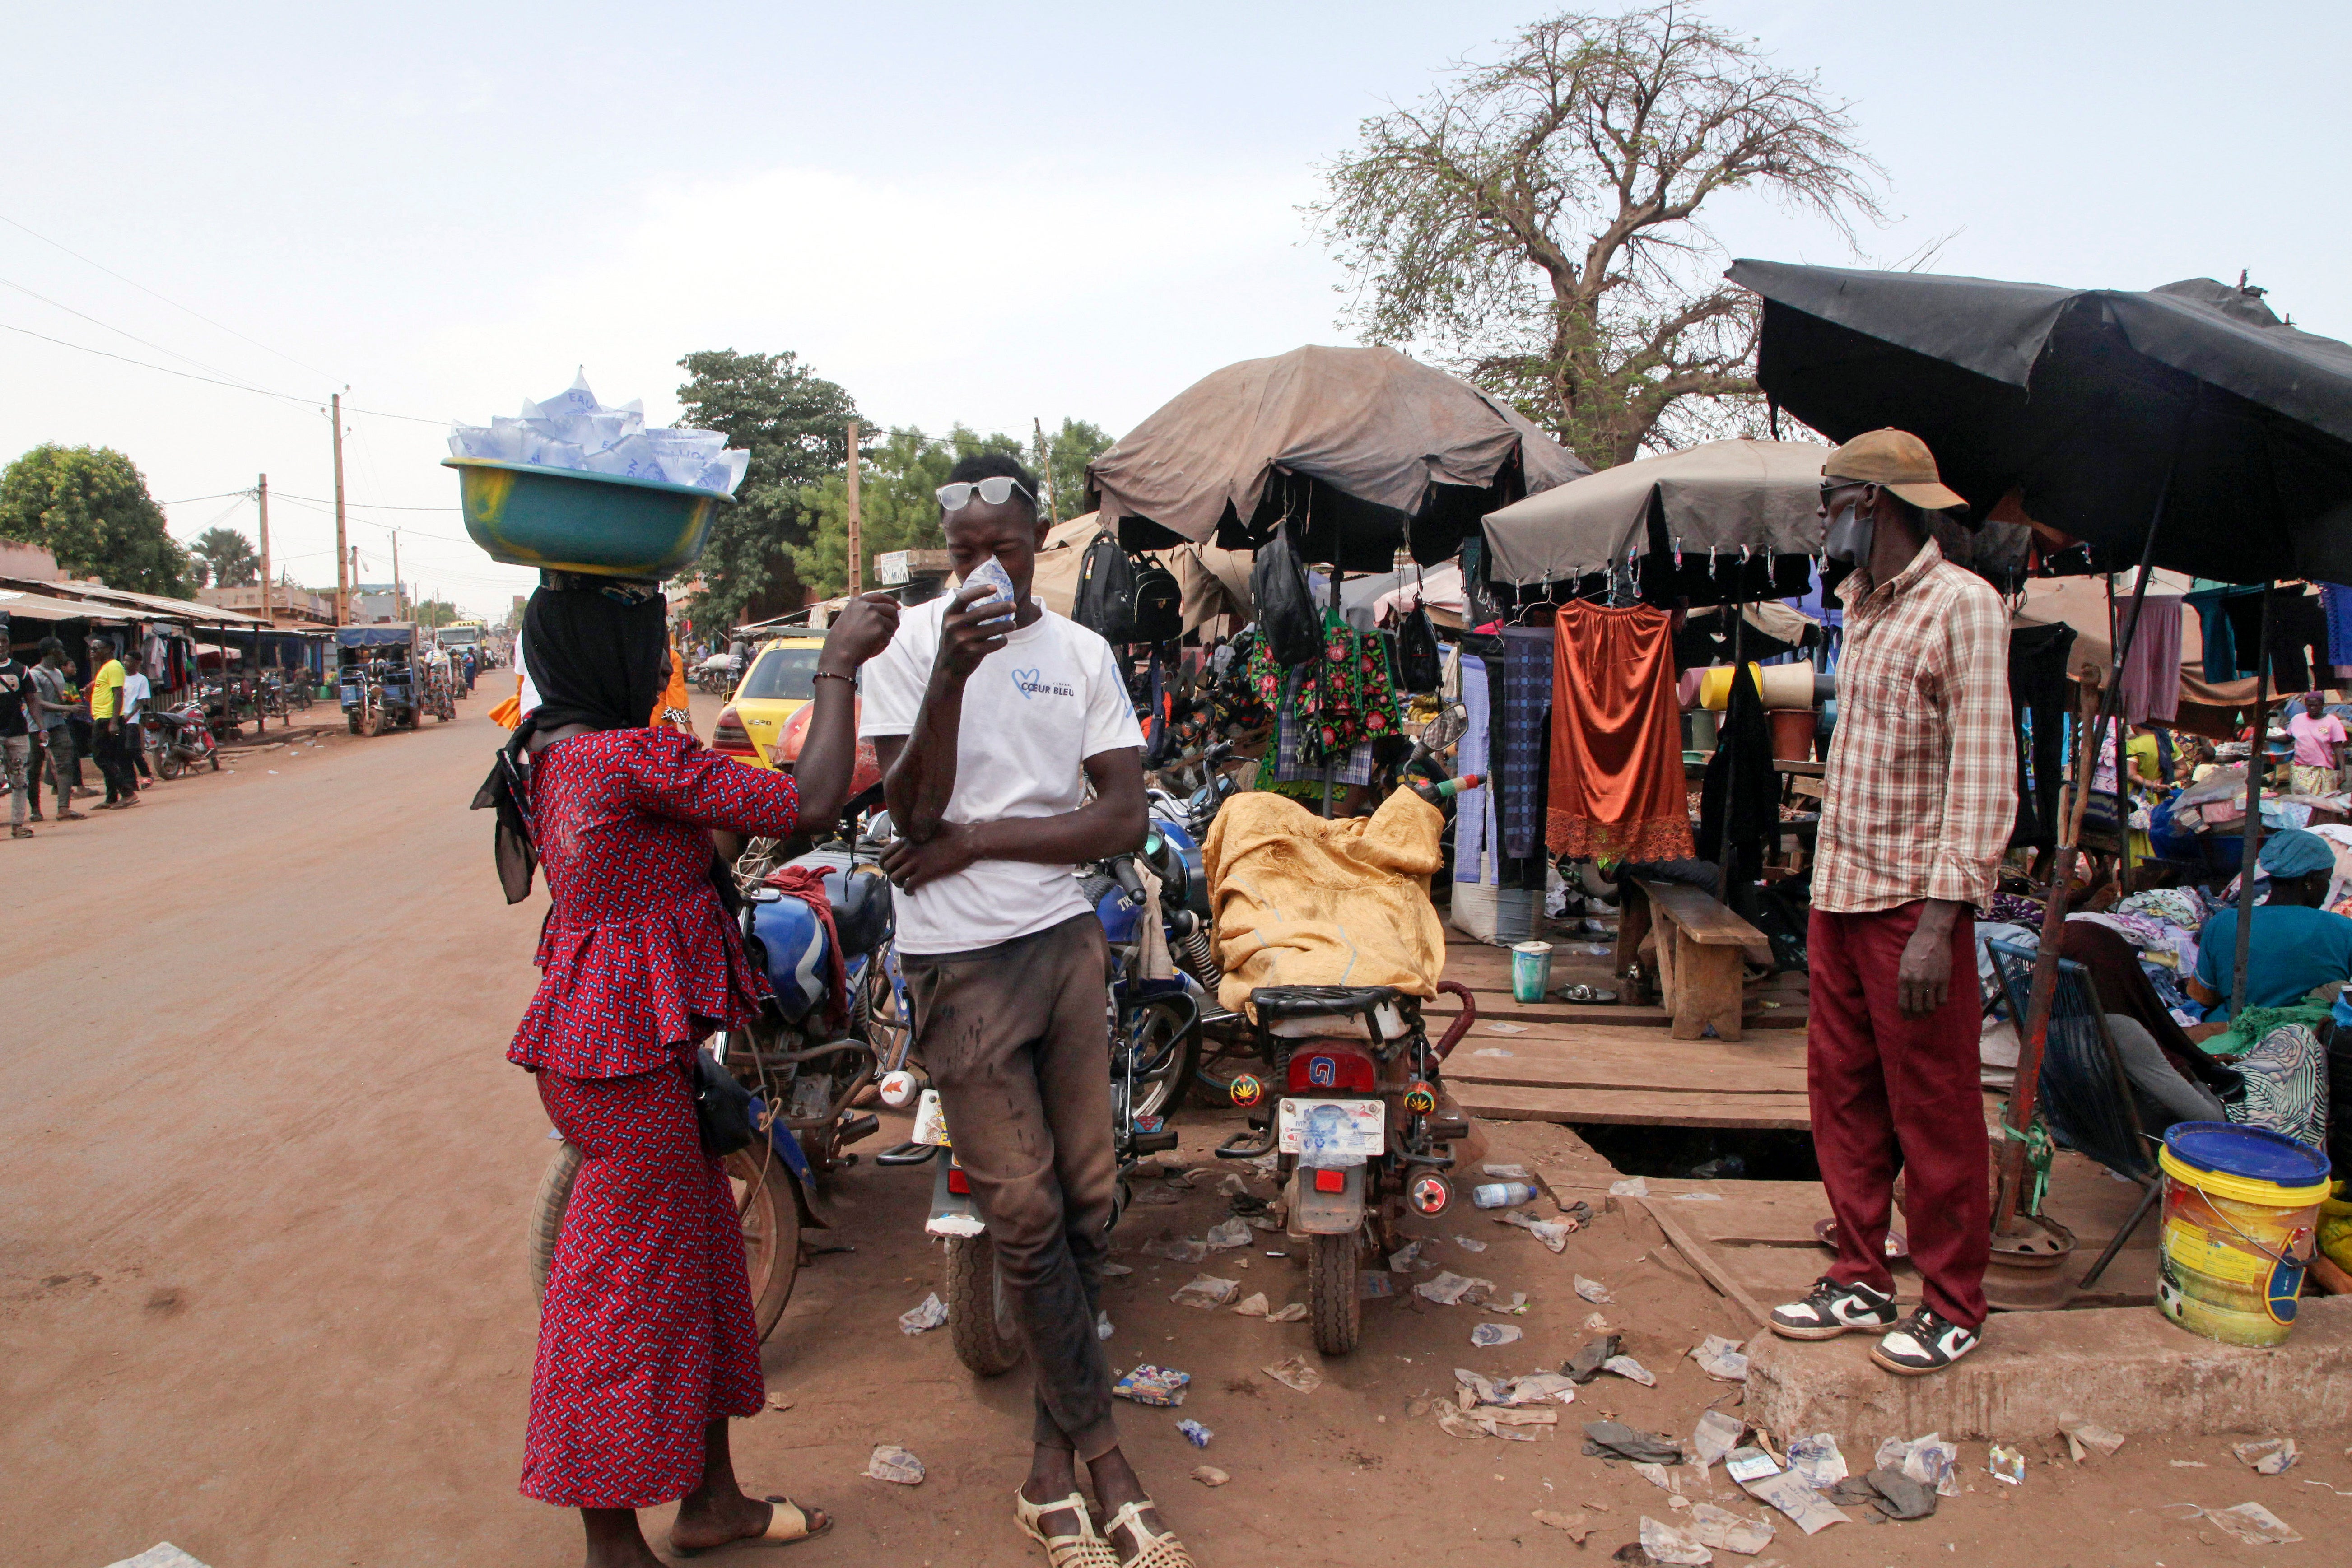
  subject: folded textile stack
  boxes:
[448,371,749,497]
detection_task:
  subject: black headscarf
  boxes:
[471,576,669,903]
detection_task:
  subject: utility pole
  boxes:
[256,474,271,626]
[845,419,862,596]
[331,393,349,625]
[1035,416,1061,524]
[349,545,361,621]
[391,529,404,619]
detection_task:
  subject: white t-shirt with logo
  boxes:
[859,593,1144,954]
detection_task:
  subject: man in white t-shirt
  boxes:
[119,651,153,787]
[860,455,1182,1565]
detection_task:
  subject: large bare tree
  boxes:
[1312,5,1882,468]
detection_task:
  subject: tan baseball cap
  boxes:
[1822,428,1967,513]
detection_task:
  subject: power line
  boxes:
[269,490,459,512]
[0,209,342,382]
[157,489,256,506]
[0,273,254,387]
[0,319,446,425]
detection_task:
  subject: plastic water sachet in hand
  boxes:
[961,556,1019,624]
[449,370,750,498]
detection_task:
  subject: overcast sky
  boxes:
[5,1,2344,617]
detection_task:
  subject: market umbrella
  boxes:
[1086,344,1588,572]
[1726,261,2352,582]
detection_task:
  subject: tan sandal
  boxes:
[1014,1489,1121,1568]
[669,1495,831,1555]
[1103,1499,1197,1568]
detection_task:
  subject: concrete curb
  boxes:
[1745,1297,2352,1440]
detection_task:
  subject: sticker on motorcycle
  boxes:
[1228,1074,1264,1109]
[1276,1098,1384,1163]
[912,1089,951,1148]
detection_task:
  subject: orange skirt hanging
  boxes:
[1544,600,1694,863]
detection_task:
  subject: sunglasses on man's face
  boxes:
[936,476,1037,512]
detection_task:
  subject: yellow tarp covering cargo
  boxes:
[1202,789,1447,1020]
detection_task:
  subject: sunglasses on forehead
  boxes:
[936,476,1038,511]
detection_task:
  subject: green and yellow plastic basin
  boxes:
[445,457,731,577]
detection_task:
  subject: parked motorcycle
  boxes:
[143,703,220,778]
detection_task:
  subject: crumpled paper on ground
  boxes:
[2182,1501,2302,1545]
[1689,1334,1749,1382]
[1416,1271,1493,1306]
[1169,1275,1239,1309]
[1874,1433,1960,1497]
[1739,1468,1850,1535]
[866,1444,925,1484]
[896,1293,948,1334]
[1262,1355,1322,1393]
[1574,1275,1612,1303]
[1686,1502,1774,1555]
[1112,1365,1191,1406]
[1640,1515,1713,1565]
[1785,1434,1847,1489]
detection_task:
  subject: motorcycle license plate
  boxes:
[1276,1098,1383,1160]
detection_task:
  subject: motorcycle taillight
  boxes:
[946,1165,971,1196]
[1286,1042,1377,1093]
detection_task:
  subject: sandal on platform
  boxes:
[1015,1489,1121,1568]
[1104,1499,1197,1568]
[668,1495,831,1555]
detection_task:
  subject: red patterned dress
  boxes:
[512,727,800,1509]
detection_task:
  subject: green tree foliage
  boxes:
[1310,5,1880,466]
[1034,418,1115,522]
[411,598,461,628]
[791,425,1026,600]
[675,349,862,627]
[0,443,192,596]
[189,526,260,588]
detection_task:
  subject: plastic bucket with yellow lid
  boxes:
[2154,1121,2331,1346]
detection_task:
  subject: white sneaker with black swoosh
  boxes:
[1870,1308,1981,1375]
[1768,1276,1899,1340]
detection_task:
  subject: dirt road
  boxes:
[5,698,2348,1567]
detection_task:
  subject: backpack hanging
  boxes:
[1249,521,1320,667]
[1073,526,1137,643]
[1395,603,1441,693]
[1131,555,1184,644]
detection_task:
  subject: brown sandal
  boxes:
[669,1495,831,1555]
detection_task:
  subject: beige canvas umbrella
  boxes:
[1481,438,1830,586]
[1026,513,1104,618]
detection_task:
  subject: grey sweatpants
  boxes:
[2105,1014,2227,1127]
[903,912,1121,1460]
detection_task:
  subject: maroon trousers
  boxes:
[1807,903,1989,1328]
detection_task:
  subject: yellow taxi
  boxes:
[711,635,827,768]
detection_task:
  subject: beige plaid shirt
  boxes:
[1814,539,2016,914]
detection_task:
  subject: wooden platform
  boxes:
[1434,935,1805,1031]
[1446,1024,1811,1130]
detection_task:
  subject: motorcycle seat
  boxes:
[1249,984,1408,1021]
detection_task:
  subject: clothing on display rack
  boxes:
[1499,626,1553,860]
[1542,602,1693,864]
[2324,583,2352,670]
[1454,654,1496,884]
[2216,588,2327,692]
[2007,622,2077,851]
[1295,608,1403,768]
[2115,595,2182,723]
[1475,637,1545,891]
[2186,584,2253,682]
[1698,662,1775,893]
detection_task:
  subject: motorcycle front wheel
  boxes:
[944,1231,1023,1376]
[528,1137,802,1344]
[1124,996,1201,1125]
[1309,1230,1363,1355]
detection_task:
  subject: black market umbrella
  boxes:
[1086,344,1589,573]
[1726,260,2352,582]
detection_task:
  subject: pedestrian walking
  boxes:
[120,649,154,786]
[862,455,1191,1568]
[85,637,139,810]
[485,573,898,1568]
[0,645,34,838]
[28,639,86,823]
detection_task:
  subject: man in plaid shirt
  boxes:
[1768,430,2015,1377]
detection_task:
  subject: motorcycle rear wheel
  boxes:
[1124,996,1201,1125]
[160,750,183,780]
[527,1138,802,1345]
[1309,1230,1363,1355]
[944,1231,1023,1376]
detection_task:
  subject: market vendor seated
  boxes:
[2183,828,2352,1023]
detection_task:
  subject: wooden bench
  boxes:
[1616,877,1774,1042]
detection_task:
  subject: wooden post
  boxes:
[391,530,404,620]
[331,393,349,626]
[256,475,271,629]
[845,420,862,595]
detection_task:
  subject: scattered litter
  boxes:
[1143,1236,1210,1262]
[1132,1183,1186,1205]
[1096,1310,1113,1340]
[1112,1365,1191,1406]
[1486,1291,1530,1315]
[1640,1515,1713,1565]
[1218,1172,1251,1197]
[105,1546,213,1568]
[1435,1395,1557,1440]
[1502,1210,1574,1252]
[1483,1023,1528,1035]
[1262,1355,1322,1393]
[1723,1448,1778,1485]
[1686,1502,1774,1556]
[1561,1200,1596,1227]
[1633,1462,1680,1494]
[1602,1354,1657,1387]
[1674,1191,1724,1202]
[1609,1177,1650,1197]
[1583,1421,1685,1465]
[2233,1437,2299,1475]
[2056,1412,2125,1462]
[1453,1234,1490,1252]
[1360,1272,1395,1299]
[1169,1275,1239,1310]
[1474,1180,1537,1209]
[1565,1333,1622,1383]
[865,1444,925,1485]
[1388,1240,1425,1272]
[765,1393,794,1412]
[1690,1335,1750,1382]
[896,1293,948,1334]
[2187,1501,2302,1545]
[1472,1047,1516,1058]
[1415,1271,1494,1306]
[1100,1261,1134,1277]
[1584,1312,1612,1331]
[1874,1433,1959,1496]
[1575,1275,1613,1303]
[1204,1217,1253,1250]
[1471,1323,1524,1348]
[1192,1465,1230,1487]
[1232,1292,1271,1318]
[1828,1470,1936,1521]
[1266,1301,1309,1322]
[1785,1434,1847,1489]
[1986,1444,2025,1485]
[1532,1509,1593,1543]
[1691,1410,1746,1473]
[1176,1419,1214,1448]
[1498,1372,1579,1406]
[1737,1467,1850,1535]
[1483,1163,1531,1179]
[2170,1460,2208,1467]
